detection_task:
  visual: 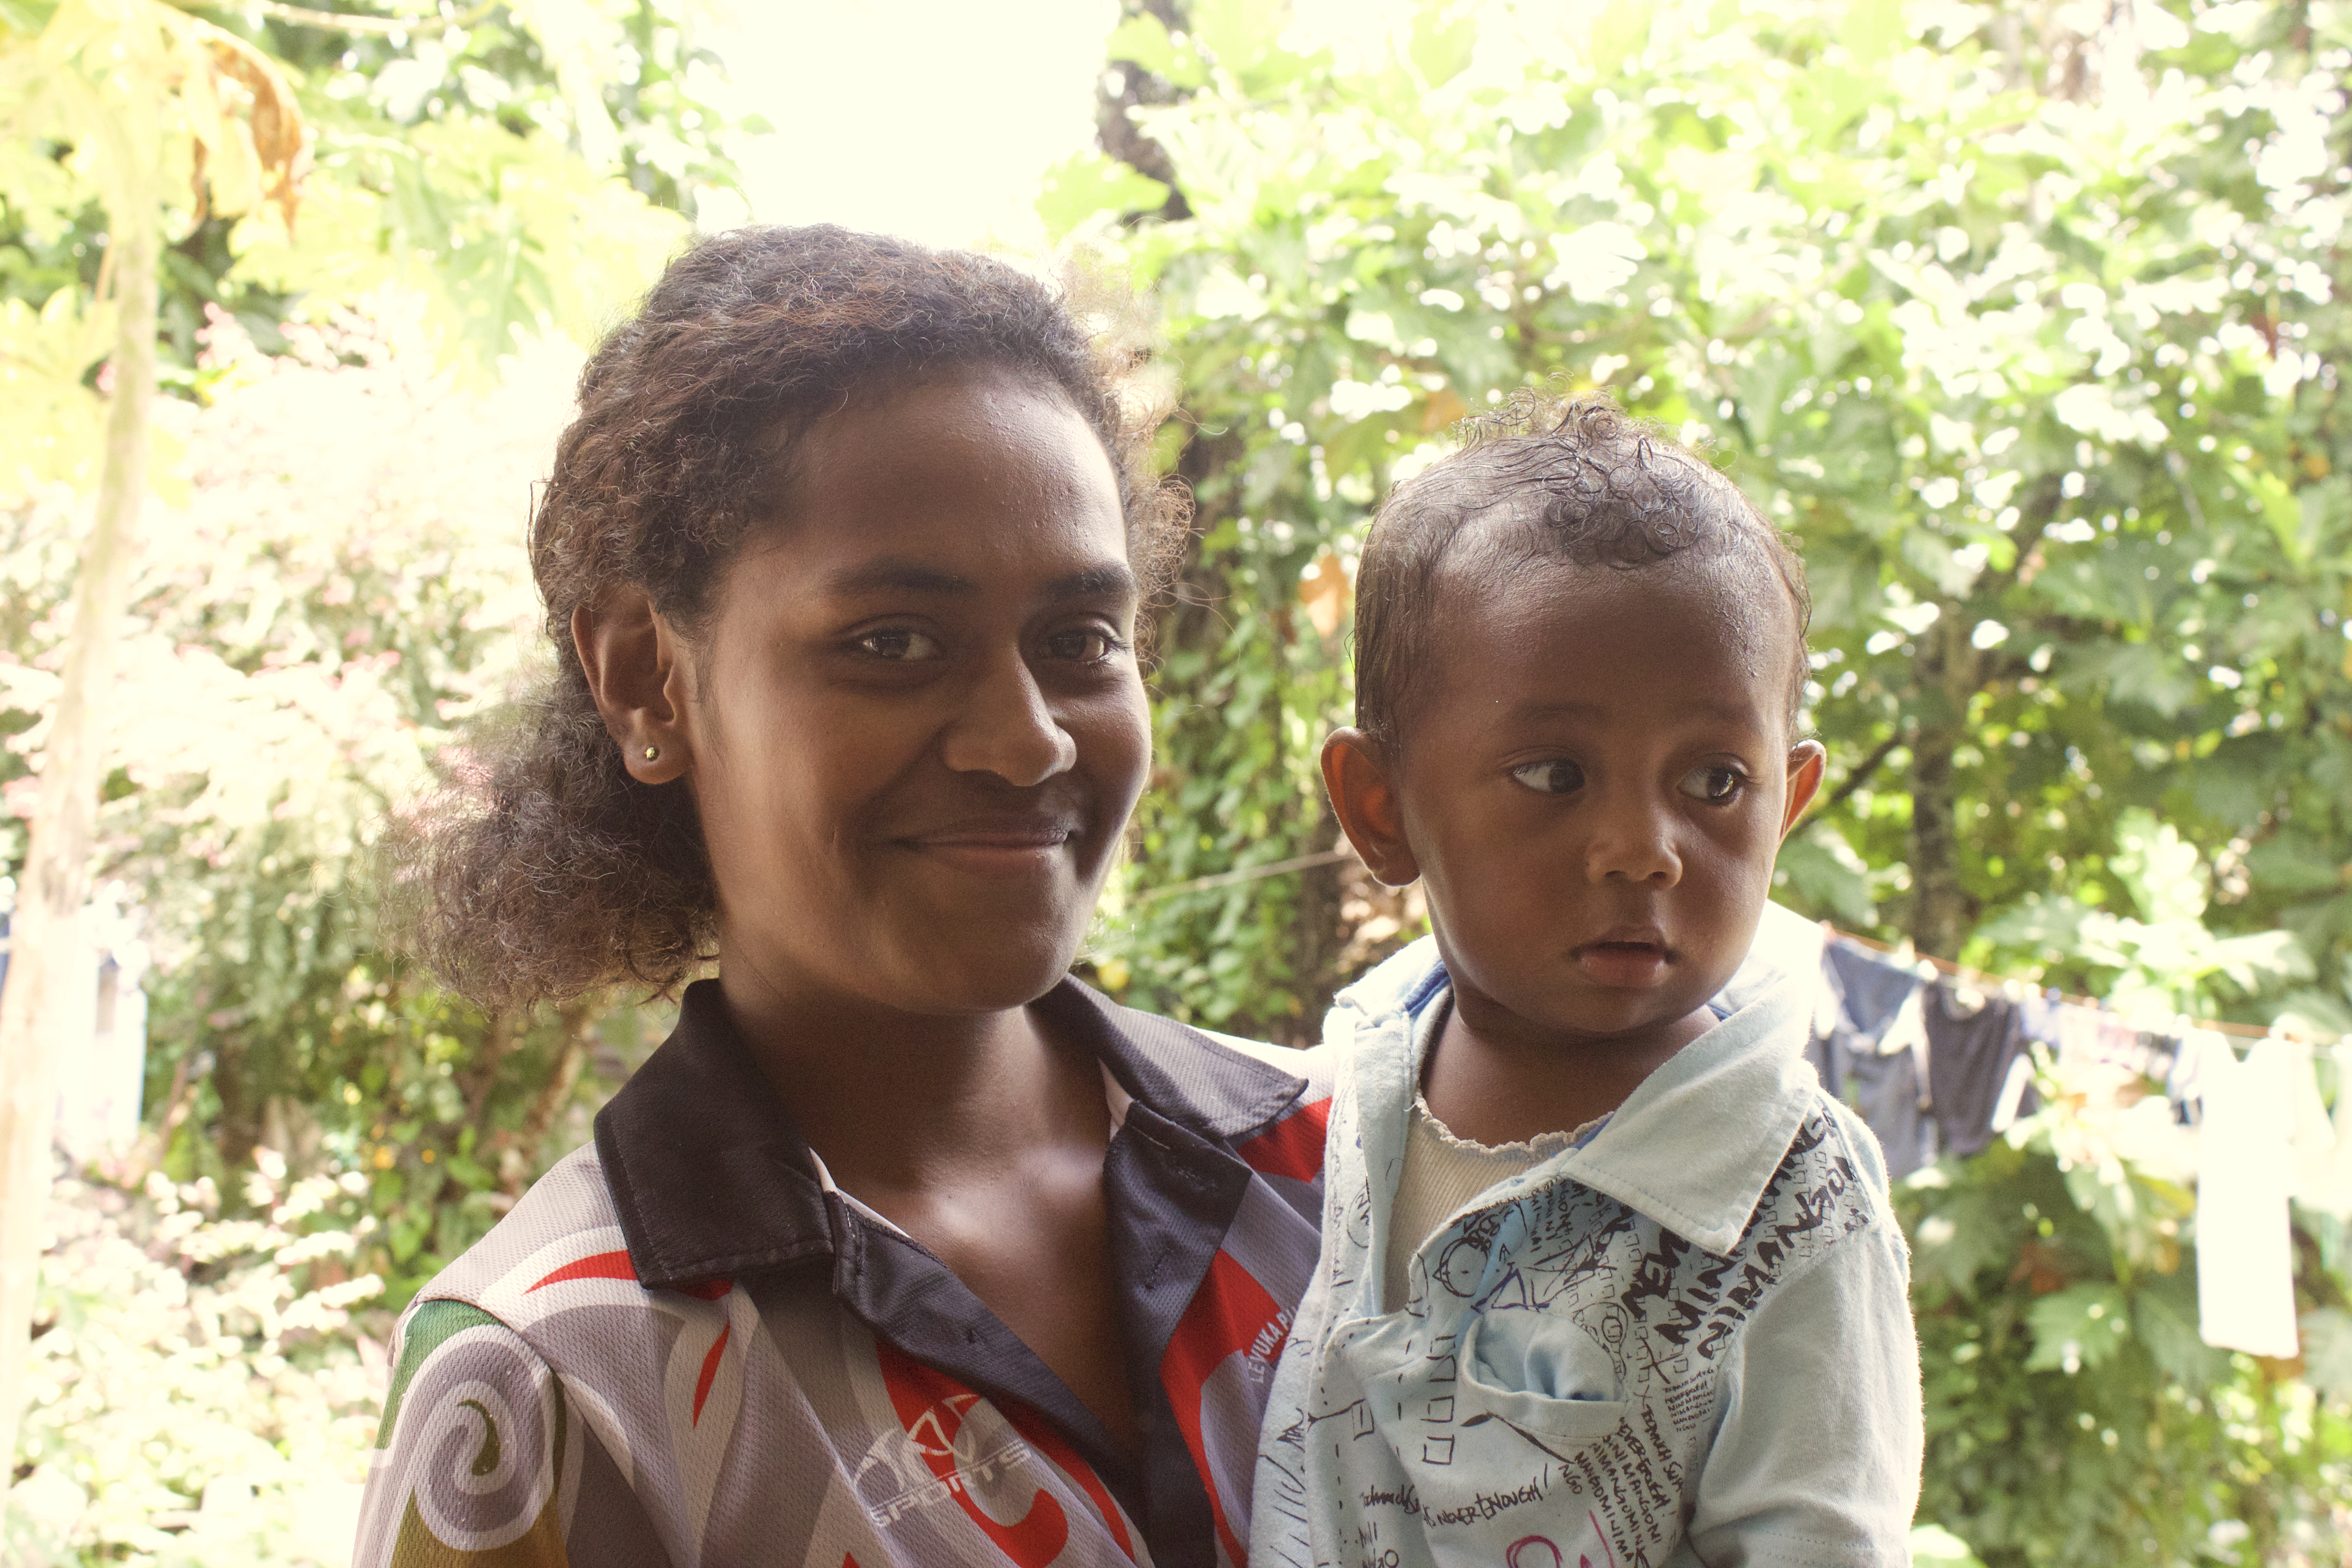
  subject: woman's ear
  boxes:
[1323,728,1421,887]
[573,590,692,784]
[1779,739,1827,838]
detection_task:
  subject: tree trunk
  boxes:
[211,1035,263,1178]
[507,1003,595,1195]
[1281,799,1347,1050]
[1906,605,1977,960]
[0,220,156,1486]
[1096,0,1194,221]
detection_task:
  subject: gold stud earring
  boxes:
[642,745,660,762]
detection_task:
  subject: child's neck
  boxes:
[1420,992,1717,1147]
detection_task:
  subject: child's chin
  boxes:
[1530,976,1717,1040]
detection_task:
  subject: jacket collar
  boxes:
[595,977,1306,1291]
[1555,982,1816,1255]
[1346,933,1819,1259]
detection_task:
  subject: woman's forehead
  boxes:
[718,375,1128,608]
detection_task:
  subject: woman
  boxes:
[357,227,1333,1568]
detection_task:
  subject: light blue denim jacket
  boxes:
[1251,934,1922,1568]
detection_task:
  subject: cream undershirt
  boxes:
[1382,1000,1602,1312]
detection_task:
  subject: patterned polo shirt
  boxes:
[354,977,1334,1568]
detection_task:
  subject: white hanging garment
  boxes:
[2197,1038,2301,1358]
[2286,1039,2338,1207]
[1989,1051,2036,1136]
[1716,899,1830,1016]
[1882,980,1931,1066]
[2317,1045,2352,1218]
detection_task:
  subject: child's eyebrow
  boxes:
[1507,696,1767,728]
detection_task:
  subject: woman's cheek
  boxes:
[1087,681,1154,786]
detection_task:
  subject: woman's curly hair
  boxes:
[388,225,1186,1012]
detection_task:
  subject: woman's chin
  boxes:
[863,926,1089,1018]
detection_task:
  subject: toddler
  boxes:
[1252,395,1921,1568]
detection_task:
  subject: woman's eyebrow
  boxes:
[1044,563,1140,602]
[825,558,977,597]
[823,558,1138,601]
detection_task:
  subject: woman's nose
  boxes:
[1584,790,1683,886]
[939,652,1077,787]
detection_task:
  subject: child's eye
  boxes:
[1678,765,1747,804]
[855,628,944,662]
[1509,760,1586,796]
[1044,627,1127,664]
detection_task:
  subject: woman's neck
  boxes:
[715,954,1144,1459]
[716,963,1099,1199]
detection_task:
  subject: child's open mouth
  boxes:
[1575,939,1671,988]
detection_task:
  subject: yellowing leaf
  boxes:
[1298,549,1351,642]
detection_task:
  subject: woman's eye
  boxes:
[1045,627,1126,663]
[1678,765,1747,804]
[1509,760,1585,796]
[855,628,944,662]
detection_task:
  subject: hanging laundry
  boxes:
[2170,1028,2234,1127]
[2040,1000,2179,1125]
[2316,1047,2352,1219]
[1818,941,1937,1179]
[2197,1038,2301,1359]
[1926,977,2034,1160]
[1989,1049,2037,1138]
[1818,938,1918,1099]
[2099,1012,2143,1068]
[1720,901,1828,1015]
[2019,989,2068,1050]
[2283,1038,2338,1207]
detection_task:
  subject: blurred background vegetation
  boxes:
[1,0,2348,1563]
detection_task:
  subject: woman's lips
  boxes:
[902,824,1078,877]
[1574,940,1671,989]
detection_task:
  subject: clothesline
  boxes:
[1825,925,2344,1049]
[1122,851,2342,1047]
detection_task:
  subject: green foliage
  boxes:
[1902,1057,2352,1566]
[1062,0,2352,1045]
[0,0,739,402]
[228,113,686,376]
[0,0,731,1313]
[10,1163,384,1563]
[0,320,665,1308]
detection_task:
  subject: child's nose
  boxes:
[938,649,1077,787]
[1584,793,1683,886]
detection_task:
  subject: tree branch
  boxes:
[1807,731,1905,826]
[183,0,499,39]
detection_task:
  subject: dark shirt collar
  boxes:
[595,976,1306,1291]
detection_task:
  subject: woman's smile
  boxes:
[897,811,1086,877]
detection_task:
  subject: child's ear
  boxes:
[1779,740,1827,839]
[1323,728,1421,887]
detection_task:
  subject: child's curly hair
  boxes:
[1352,390,1811,746]
[387,225,1186,1012]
